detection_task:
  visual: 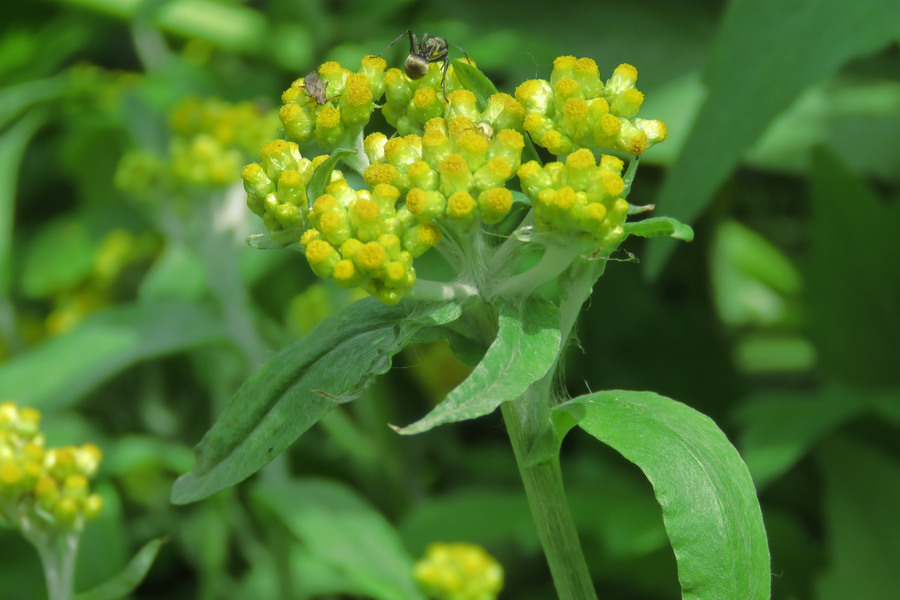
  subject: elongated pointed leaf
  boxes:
[171,299,461,504]
[645,0,900,277]
[306,148,356,206]
[565,390,770,600]
[623,217,694,241]
[251,479,425,600]
[0,301,229,410]
[73,538,165,600]
[395,297,559,434]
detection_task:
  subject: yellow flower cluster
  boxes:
[516,56,667,156]
[414,542,504,600]
[363,117,525,226]
[279,57,387,151]
[116,97,280,192]
[0,402,103,530]
[518,148,630,247]
[381,60,526,137]
[243,118,526,304]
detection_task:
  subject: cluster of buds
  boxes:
[362,117,525,226]
[280,57,387,152]
[518,149,630,248]
[413,542,504,600]
[241,53,668,305]
[516,56,666,156]
[116,97,279,192]
[381,60,525,136]
[0,402,103,532]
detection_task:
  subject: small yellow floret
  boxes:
[364,163,398,187]
[439,154,468,177]
[355,242,388,271]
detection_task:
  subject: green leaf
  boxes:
[394,296,560,435]
[0,301,229,410]
[73,538,165,600]
[645,0,900,277]
[453,60,543,165]
[566,390,770,600]
[814,438,900,600]
[245,232,303,251]
[0,111,46,297]
[622,217,694,242]
[306,148,356,206]
[251,478,425,600]
[171,299,461,504]
[807,150,900,387]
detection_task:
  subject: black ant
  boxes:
[302,71,340,107]
[381,30,469,100]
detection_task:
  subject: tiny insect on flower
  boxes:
[380,30,469,100]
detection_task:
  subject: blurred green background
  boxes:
[1,0,898,598]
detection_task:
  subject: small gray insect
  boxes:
[302,71,340,107]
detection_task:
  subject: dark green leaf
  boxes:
[0,302,229,411]
[807,150,900,386]
[306,148,356,206]
[251,478,424,600]
[394,296,559,434]
[645,0,900,277]
[567,390,770,600]
[74,538,165,600]
[171,299,461,504]
[622,217,694,242]
[814,438,900,600]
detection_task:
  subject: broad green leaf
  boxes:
[807,150,900,387]
[567,390,770,600]
[453,60,543,165]
[394,296,559,435]
[73,538,165,600]
[171,299,461,504]
[306,148,356,205]
[251,478,425,600]
[622,217,694,242]
[0,301,229,410]
[645,0,900,277]
[814,438,900,600]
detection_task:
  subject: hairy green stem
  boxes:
[502,389,598,600]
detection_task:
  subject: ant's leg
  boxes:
[440,55,449,101]
[449,41,470,65]
[380,29,413,57]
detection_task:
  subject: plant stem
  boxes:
[502,388,598,600]
[28,528,80,600]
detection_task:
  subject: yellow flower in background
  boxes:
[414,542,504,600]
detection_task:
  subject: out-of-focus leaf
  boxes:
[171,299,462,504]
[646,0,900,276]
[251,478,425,600]
[807,150,900,387]
[0,301,229,410]
[567,390,770,600]
[394,297,559,434]
[734,389,864,489]
[74,538,165,600]
[814,438,900,600]
[75,483,128,592]
[0,111,46,297]
[710,220,801,328]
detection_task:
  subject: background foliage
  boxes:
[2,0,899,598]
